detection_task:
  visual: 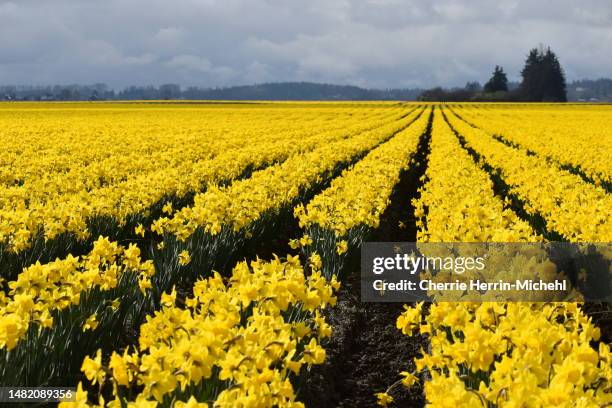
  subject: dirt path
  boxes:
[298,276,426,407]
[299,110,433,407]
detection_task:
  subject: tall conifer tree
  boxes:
[484,65,509,93]
[520,46,567,101]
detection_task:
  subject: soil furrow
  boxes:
[298,109,433,408]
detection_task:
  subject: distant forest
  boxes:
[1,78,611,102]
[0,82,420,102]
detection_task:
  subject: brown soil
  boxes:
[298,272,427,408]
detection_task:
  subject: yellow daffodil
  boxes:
[178,250,191,266]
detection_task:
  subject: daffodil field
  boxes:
[0,102,610,407]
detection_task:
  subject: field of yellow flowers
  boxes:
[0,101,610,407]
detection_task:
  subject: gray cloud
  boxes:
[0,0,611,88]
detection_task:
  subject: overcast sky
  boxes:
[1,0,611,89]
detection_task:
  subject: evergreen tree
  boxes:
[520,48,542,100]
[520,46,567,101]
[484,65,508,93]
[541,48,567,101]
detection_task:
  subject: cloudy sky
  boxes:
[1,0,611,89]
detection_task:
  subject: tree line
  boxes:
[419,46,568,102]
[3,49,609,102]
[0,82,422,102]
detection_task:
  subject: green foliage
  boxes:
[484,66,508,93]
[520,46,567,102]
